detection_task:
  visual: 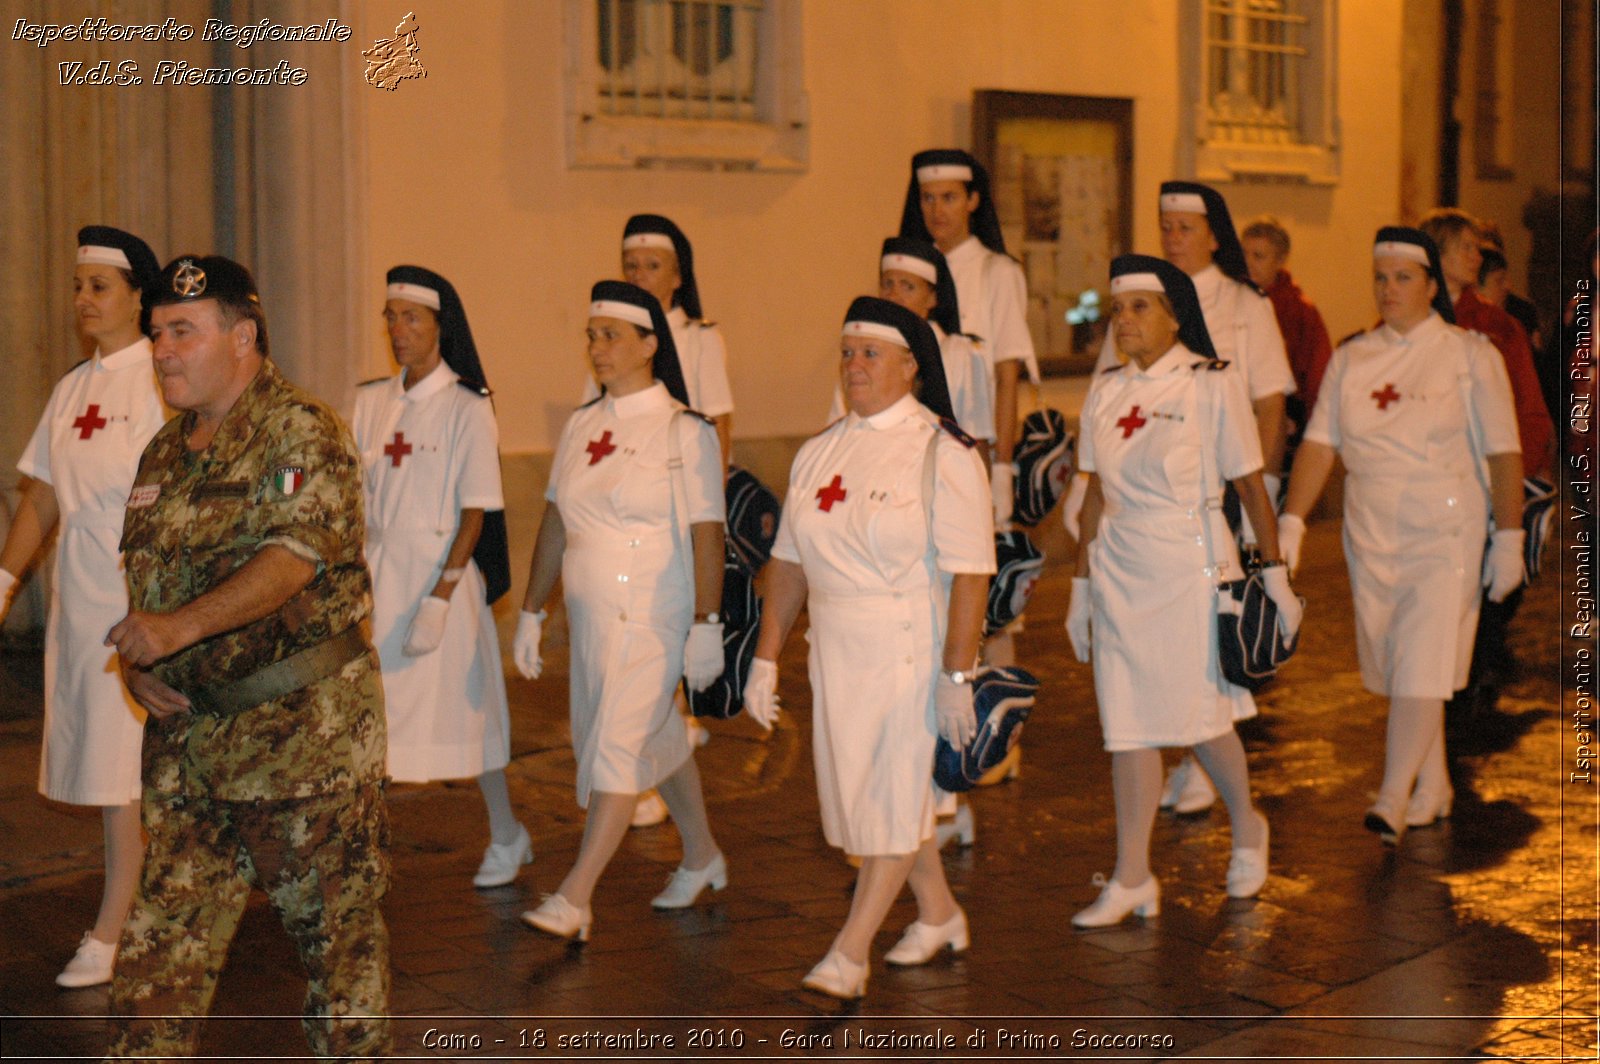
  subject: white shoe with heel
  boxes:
[884,909,969,966]
[1071,873,1160,929]
[472,823,532,888]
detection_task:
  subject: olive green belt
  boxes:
[185,626,369,717]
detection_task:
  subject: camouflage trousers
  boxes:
[105,781,391,1062]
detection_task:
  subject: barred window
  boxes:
[595,0,760,121]
[1183,0,1340,184]
[1204,0,1308,145]
[566,0,808,171]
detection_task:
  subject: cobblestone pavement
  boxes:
[0,519,1594,1061]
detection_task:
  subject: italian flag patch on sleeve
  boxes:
[273,466,305,495]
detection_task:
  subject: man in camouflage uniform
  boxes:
[104,255,390,1060]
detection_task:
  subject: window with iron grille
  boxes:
[566,0,808,170]
[1183,0,1340,184]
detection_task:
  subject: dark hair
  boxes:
[898,150,1009,256]
[215,297,270,357]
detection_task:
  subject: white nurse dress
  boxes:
[772,393,994,855]
[353,364,510,782]
[17,338,165,805]
[546,382,724,806]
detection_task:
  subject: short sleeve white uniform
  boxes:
[352,364,510,782]
[772,393,995,855]
[580,307,734,417]
[547,382,724,806]
[17,339,165,804]
[1304,313,1519,698]
[945,236,1040,441]
[1079,345,1263,749]
[1093,264,1295,402]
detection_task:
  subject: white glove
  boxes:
[402,595,449,657]
[990,461,1015,528]
[683,621,725,692]
[1062,472,1089,540]
[1483,528,1526,603]
[1278,513,1306,576]
[1065,576,1092,663]
[513,609,545,679]
[0,568,17,626]
[742,657,779,731]
[935,671,978,748]
[1261,565,1302,643]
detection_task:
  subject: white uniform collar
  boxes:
[94,336,153,372]
[944,235,982,264]
[666,305,689,329]
[1189,262,1224,300]
[1132,342,1198,379]
[930,320,948,342]
[608,379,674,419]
[401,361,458,402]
[1378,311,1447,347]
[852,391,922,431]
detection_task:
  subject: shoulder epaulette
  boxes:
[697,318,717,328]
[938,416,978,448]
[963,332,985,347]
[577,394,604,410]
[680,406,715,426]
[456,379,492,398]
[1192,358,1230,372]
[356,375,390,388]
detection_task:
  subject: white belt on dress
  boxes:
[808,584,934,605]
[566,527,675,552]
[365,522,451,546]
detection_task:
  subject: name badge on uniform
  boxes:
[273,466,306,496]
[193,480,250,499]
[127,484,160,509]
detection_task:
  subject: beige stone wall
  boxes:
[352,0,1409,464]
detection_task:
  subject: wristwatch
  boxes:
[941,668,973,685]
[694,611,721,624]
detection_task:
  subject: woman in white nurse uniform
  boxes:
[829,237,985,443]
[515,281,727,942]
[898,149,1039,524]
[588,214,735,828]
[1065,256,1298,928]
[745,298,995,999]
[1281,228,1522,844]
[582,214,735,466]
[0,226,165,987]
[352,265,525,888]
[1077,181,1297,817]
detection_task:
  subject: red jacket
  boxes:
[1454,287,1554,475]
[1264,270,1333,414]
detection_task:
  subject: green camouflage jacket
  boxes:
[121,359,385,800]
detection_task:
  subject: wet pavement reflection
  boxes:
[0,520,1592,1060]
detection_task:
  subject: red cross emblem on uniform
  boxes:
[384,431,413,467]
[1371,383,1400,410]
[586,430,617,465]
[1115,405,1148,439]
[72,404,108,440]
[816,474,847,512]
